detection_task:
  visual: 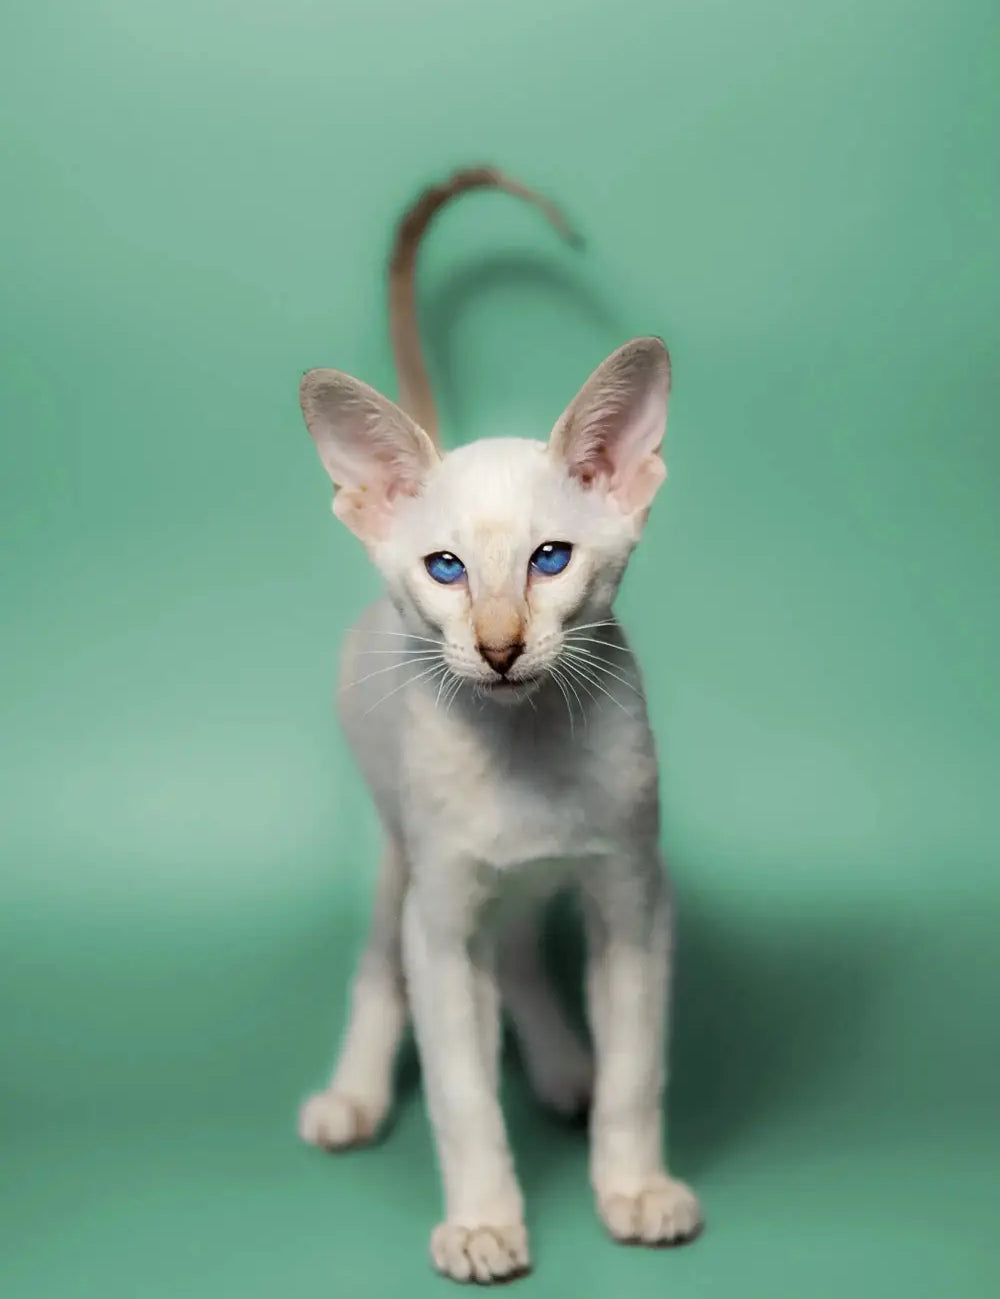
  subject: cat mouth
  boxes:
[483,674,540,695]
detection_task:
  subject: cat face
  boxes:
[300,338,670,702]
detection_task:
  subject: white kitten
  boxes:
[297,167,702,1283]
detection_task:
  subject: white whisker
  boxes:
[362,661,445,717]
[563,635,629,653]
[355,629,445,647]
[561,662,591,731]
[547,663,576,735]
[556,662,589,723]
[566,619,620,635]
[427,663,453,711]
[341,653,441,691]
[560,655,633,719]
[433,663,457,710]
[443,673,465,716]
[566,670,597,711]
[355,647,448,657]
[562,646,642,696]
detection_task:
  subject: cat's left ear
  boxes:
[299,369,439,544]
[548,337,670,515]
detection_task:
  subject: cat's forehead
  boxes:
[423,438,558,518]
[395,436,606,557]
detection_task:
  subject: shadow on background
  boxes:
[497,888,894,1195]
[20,873,893,1197]
[422,251,625,429]
[667,894,892,1178]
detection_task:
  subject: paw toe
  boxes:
[431,1223,530,1284]
[298,1090,380,1150]
[599,1175,703,1246]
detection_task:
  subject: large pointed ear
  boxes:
[548,337,670,515]
[299,369,439,543]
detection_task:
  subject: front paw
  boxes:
[430,1222,531,1284]
[597,1173,703,1246]
[298,1089,384,1150]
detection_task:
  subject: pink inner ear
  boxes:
[301,368,439,543]
[556,362,668,503]
[333,486,393,543]
[575,460,606,489]
[385,474,423,504]
[613,453,667,513]
[333,453,425,542]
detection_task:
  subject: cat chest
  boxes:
[403,729,654,871]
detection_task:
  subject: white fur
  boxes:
[298,338,702,1282]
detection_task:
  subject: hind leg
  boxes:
[299,837,408,1149]
[499,903,594,1121]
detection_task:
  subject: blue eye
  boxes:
[424,551,466,585]
[530,541,573,576]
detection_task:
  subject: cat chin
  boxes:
[477,676,543,706]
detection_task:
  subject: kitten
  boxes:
[297,166,703,1283]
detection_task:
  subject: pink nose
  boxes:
[478,642,524,676]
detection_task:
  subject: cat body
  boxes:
[297,167,702,1283]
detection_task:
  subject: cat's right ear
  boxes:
[299,370,439,544]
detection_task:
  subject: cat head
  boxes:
[300,338,670,702]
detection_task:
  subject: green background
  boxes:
[2,1,998,1295]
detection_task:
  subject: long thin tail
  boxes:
[388,164,581,447]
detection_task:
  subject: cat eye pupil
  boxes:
[424,551,466,585]
[530,541,572,577]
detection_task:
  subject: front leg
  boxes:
[403,881,529,1284]
[584,853,703,1246]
